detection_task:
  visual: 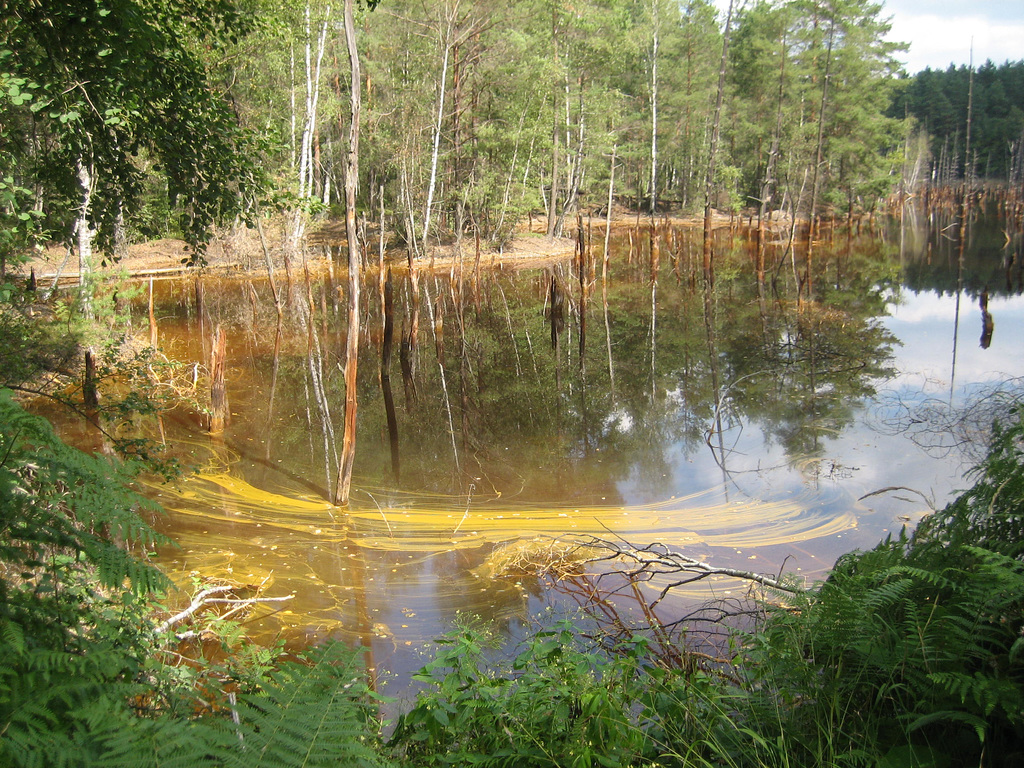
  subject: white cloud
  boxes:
[887,10,1024,72]
[711,1,1023,74]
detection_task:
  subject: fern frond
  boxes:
[220,642,389,768]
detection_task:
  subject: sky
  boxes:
[882,0,1024,73]
[712,0,1024,74]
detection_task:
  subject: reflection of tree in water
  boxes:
[870,376,1024,466]
[717,297,898,467]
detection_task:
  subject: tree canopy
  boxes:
[1,0,264,260]
[0,0,968,267]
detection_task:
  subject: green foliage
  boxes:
[0,386,390,767]
[743,535,1024,764]
[734,409,1024,765]
[0,388,169,634]
[2,343,1023,767]
[0,387,170,765]
[913,405,1024,558]
[218,642,388,768]
[383,407,1024,767]
[94,642,390,768]
[0,287,81,393]
[1,0,265,258]
[389,622,651,767]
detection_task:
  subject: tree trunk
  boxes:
[546,11,560,237]
[76,158,95,318]
[334,0,362,506]
[960,48,975,241]
[649,0,659,216]
[702,0,733,286]
[209,325,229,433]
[423,9,452,249]
[806,11,836,299]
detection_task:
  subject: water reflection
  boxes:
[79,211,1022,673]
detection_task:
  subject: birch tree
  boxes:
[334,0,379,506]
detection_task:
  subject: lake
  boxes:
[71,204,1024,682]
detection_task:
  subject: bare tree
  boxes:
[334,0,364,506]
[702,0,733,285]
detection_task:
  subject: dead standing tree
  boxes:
[209,325,229,433]
[702,0,733,286]
[334,0,375,506]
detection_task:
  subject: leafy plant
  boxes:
[0,389,392,767]
[95,642,391,768]
[734,411,1024,766]
[389,621,653,767]
[0,387,170,765]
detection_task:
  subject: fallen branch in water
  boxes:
[156,583,293,637]
[858,485,936,510]
[573,536,809,607]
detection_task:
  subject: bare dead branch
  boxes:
[156,585,293,636]
[574,536,808,598]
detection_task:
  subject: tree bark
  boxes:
[334,0,362,506]
[76,158,95,318]
[649,0,659,216]
[702,0,733,286]
[546,10,561,237]
[209,325,228,433]
[423,6,453,248]
[806,10,836,299]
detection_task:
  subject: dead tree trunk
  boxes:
[381,270,400,481]
[209,326,228,433]
[335,0,363,506]
[83,348,99,412]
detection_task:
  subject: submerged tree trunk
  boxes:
[381,270,400,481]
[603,146,616,395]
[334,0,362,506]
[83,348,99,411]
[209,325,229,433]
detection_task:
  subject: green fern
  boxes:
[223,642,388,768]
[88,642,391,768]
[0,389,173,765]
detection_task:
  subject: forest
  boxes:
[8,0,1023,269]
[3,0,1024,766]
[895,60,1024,184]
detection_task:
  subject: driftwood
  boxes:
[156,583,293,639]
[573,536,808,608]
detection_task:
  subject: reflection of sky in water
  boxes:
[128,254,1024,674]
[616,288,1024,575]
[885,291,1024,388]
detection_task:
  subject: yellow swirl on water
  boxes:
[144,467,857,645]
[148,468,856,553]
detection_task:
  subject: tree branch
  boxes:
[156,585,293,636]
[574,536,809,600]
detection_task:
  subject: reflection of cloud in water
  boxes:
[886,292,1024,386]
